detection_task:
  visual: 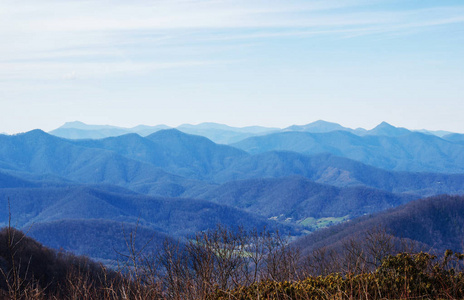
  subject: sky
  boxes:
[1,0,463,134]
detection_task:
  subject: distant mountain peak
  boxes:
[66,121,86,125]
[60,121,88,129]
[375,121,395,128]
[23,129,48,136]
[284,120,350,133]
[312,120,340,126]
[19,129,60,142]
[149,128,184,136]
[146,128,212,143]
[368,122,410,136]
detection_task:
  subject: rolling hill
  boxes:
[0,185,293,238]
[186,176,416,228]
[293,194,464,255]
[0,130,209,197]
[68,129,248,180]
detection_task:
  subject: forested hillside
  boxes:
[294,194,464,255]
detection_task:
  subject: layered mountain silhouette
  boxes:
[50,121,170,140]
[284,120,368,135]
[232,130,464,173]
[4,129,463,195]
[214,152,464,196]
[0,130,210,197]
[50,121,278,144]
[49,120,455,142]
[68,129,247,180]
[1,121,463,262]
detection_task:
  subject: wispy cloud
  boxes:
[1,0,463,81]
[0,60,221,82]
[0,0,372,32]
[2,1,462,33]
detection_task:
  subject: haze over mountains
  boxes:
[49,121,279,144]
[232,128,464,173]
[48,120,460,144]
[0,120,463,261]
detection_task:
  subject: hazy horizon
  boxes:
[2,119,463,136]
[1,0,463,134]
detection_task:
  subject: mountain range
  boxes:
[48,120,457,144]
[232,130,464,173]
[0,120,463,262]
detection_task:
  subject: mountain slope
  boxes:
[2,130,463,198]
[214,152,464,197]
[177,122,278,144]
[443,133,464,144]
[137,129,248,179]
[0,185,295,238]
[49,121,276,143]
[0,170,41,188]
[70,129,248,180]
[186,176,416,227]
[284,120,353,133]
[0,130,208,197]
[49,121,170,139]
[293,194,464,254]
[231,131,464,173]
[365,121,411,136]
[26,219,173,261]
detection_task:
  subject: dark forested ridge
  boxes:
[293,194,464,255]
[26,219,173,262]
[0,185,294,237]
[186,176,416,222]
[0,227,126,297]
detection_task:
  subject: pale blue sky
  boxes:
[1,0,463,133]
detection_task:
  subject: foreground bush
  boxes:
[211,251,464,300]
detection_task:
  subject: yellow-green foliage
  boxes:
[212,276,343,300]
[210,252,464,300]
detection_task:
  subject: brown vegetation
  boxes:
[0,224,463,299]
